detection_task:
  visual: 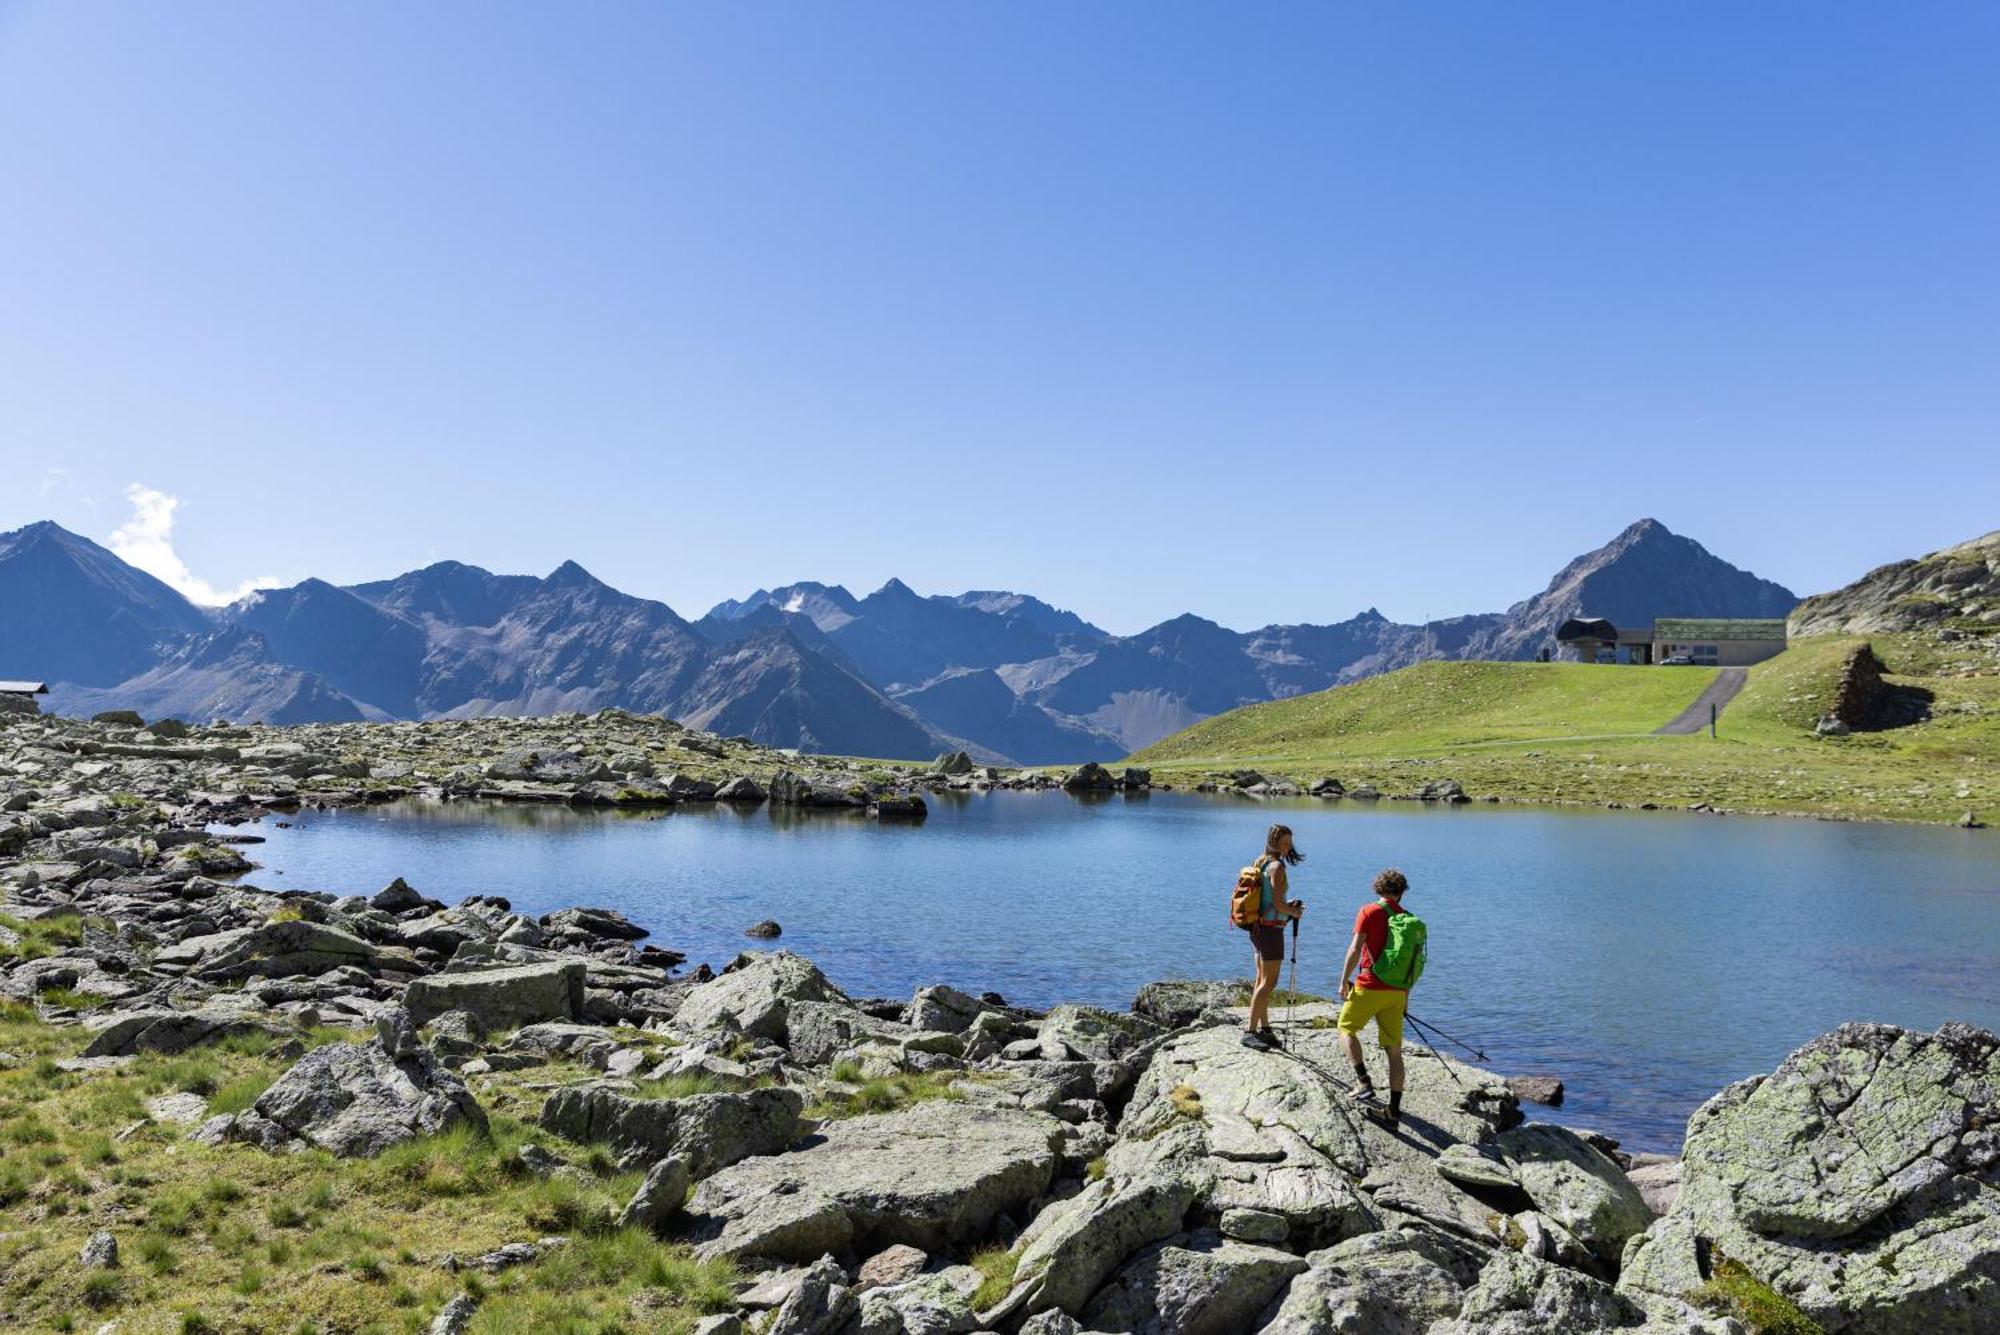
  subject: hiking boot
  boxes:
[1348,1082,1379,1104]
[1364,1104,1401,1131]
[1240,1030,1277,1051]
[1257,1027,1285,1050]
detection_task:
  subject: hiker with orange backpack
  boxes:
[1230,823,1304,1050]
[1336,867,1427,1128]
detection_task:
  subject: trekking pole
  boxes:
[1402,1013,1468,1088]
[1285,915,1300,1037]
[1402,1012,1490,1063]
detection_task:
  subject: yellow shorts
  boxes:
[1336,987,1407,1049]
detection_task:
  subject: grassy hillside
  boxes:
[1131,636,2000,825]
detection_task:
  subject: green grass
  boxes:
[1129,635,2000,825]
[804,1071,965,1121]
[0,1008,745,1333]
[969,1244,1019,1309]
[1692,1255,1826,1334]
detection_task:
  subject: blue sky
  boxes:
[2,4,1995,634]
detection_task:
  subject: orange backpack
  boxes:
[1229,856,1269,930]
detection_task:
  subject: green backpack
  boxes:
[1372,911,1427,989]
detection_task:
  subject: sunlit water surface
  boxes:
[230,792,2000,1152]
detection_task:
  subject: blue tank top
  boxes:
[1259,860,1282,924]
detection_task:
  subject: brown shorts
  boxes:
[1250,923,1286,962]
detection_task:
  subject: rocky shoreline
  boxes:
[2,708,1996,1333]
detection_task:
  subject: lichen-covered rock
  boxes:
[1494,1122,1652,1266]
[404,959,585,1028]
[675,952,845,1042]
[249,1034,486,1157]
[1621,1021,2000,1334]
[539,1084,802,1176]
[152,918,380,980]
[988,1173,1203,1323]
[1079,1228,1307,1335]
[1251,1229,1466,1335]
[680,1101,1062,1263]
[619,1155,692,1231]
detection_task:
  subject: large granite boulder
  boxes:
[675,952,846,1043]
[539,1084,803,1176]
[245,1027,486,1157]
[81,1005,277,1058]
[403,959,585,1028]
[152,919,380,981]
[680,1101,1063,1263]
[1251,1230,1466,1334]
[988,1170,1205,1323]
[1078,1228,1307,1335]
[1494,1122,1652,1266]
[1620,1021,2000,1334]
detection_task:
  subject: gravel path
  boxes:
[1655,667,1748,734]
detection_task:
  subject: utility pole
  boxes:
[1710,702,1717,739]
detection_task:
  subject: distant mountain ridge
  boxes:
[0,517,1799,763]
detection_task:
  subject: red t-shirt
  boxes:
[1353,900,1406,992]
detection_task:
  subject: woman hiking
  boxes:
[1242,823,1305,1050]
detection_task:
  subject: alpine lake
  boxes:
[227,790,2000,1153]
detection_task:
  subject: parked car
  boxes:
[1661,655,1695,666]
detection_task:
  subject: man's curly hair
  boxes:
[1372,868,1409,899]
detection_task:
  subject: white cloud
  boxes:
[107,484,283,607]
[38,467,66,498]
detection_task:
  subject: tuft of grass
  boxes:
[830,1059,864,1084]
[970,1244,1019,1309]
[1692,1255,1827,1335]
[805,1071,963,1121]
[633,1071,732,1101]
[1168,1083,1205,1120]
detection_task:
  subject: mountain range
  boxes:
[0,517,1798,763]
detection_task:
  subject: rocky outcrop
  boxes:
[539,1084,803,1176]
[674,952,846,1043]
[1790,529,2000,636]
[1620,1021,2000,1334]
[679,1101,1063,1263]
[404,959,586,1028]
[234,1019,487,1157]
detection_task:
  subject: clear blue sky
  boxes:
[2,4,1995,633]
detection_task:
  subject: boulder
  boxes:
[746,919,784,939]
[788,1000,915,1067]
[1251,1230,1466,1334]
[152,919,380,981]
[1620,1021,2000,1334]
[247,1031,487,1157]
[540,1084,803,1176]
[767,1255,858,1335]
[675,952,845,1042]
[903,984,994,1035]
[1430,1251,1656,1335]
[1505,1075,1564,1107]
[428,1294,479,1335]
[81,1006,276,1058]
[1079,1228,1307,1335]
[1493,1123,1651,1266]
[1417,778,1469,803]
[1131,980,1240,1030]
[857,1243,929,1291]
[403,959,586,1028]
[681,1101,1063,1263]
[869,795,928,822]
[715,776,767,803]
[1624,1157,1681,1216]
[541,906,648,941]
[372,877,433,913]
[992,1173,1202,1322]
[80,1230,119,1269]
[619,1155,693,1231]
[1061,763,1115,792]
[1038,1005,1163,1064]
[933,751,975,776]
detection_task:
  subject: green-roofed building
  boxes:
[1555,617,1787,667]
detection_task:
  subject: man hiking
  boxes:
[1335,867,1423,1128]
[1239,824,1304,1050]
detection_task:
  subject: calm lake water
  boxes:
[230,792,2000,1152]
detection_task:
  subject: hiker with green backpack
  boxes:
[1335,867,1426,1129]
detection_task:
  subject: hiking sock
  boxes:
[1389,1091,1404,1120]
[1351,1062,1373,1089]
